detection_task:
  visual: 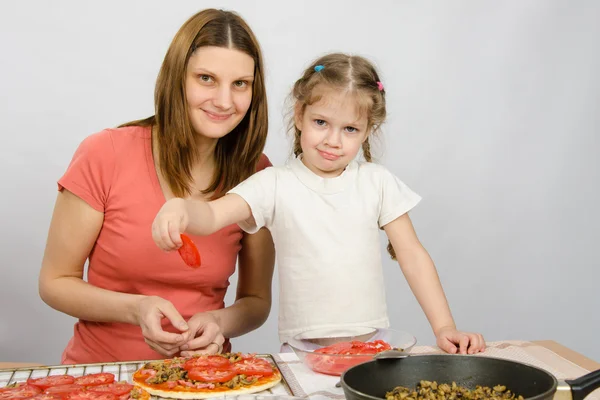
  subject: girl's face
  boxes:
[295,85,369,178]
[185,46,255,140]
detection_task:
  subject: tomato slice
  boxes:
[28,375,76,390]
[73,374,115,387]
[66,392,116,400]
[183,356,231,371]
[305,353,368,376]
[44,384,85,396]
[178,234,201,268]
[187,368,236,383]
[232,358,274,376]
[30,393,65,400]
[87,384,133,396]
[0,384,42,400]
[314,340,392,355]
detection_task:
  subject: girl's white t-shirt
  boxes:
[228,156,421,343]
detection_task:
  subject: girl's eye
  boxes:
[233,80,248,88]
[199,75,213,83]
[315,119,326,126]
[345,126,357,133]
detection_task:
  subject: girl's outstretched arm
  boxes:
[384,213,486,354]
[152,194,253,251]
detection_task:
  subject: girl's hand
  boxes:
[152,198,188,251]
[136,295,189,357]
[179,312,226,357]
[436,326,486,355]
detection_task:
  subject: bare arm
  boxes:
[211,227,275,337]
[40,189,189,356]
[384,213,485,354]
[39,189,142,324]
[383,213,456,335]
[186,194,253,236]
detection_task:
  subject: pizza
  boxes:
[0,373,151,400]
[132,353,282,399]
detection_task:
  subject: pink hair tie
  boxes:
[377,81,384,91]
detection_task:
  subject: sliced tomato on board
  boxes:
[0,384,42,400]
[87,383,133,396]
[178,234,201,268]
[27,375,75,390]
[66,392,116,400]
[187,368,236,383]
[73,373,115,387]
[232,358,274,376]
[183,356,231,371]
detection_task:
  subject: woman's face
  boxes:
[185,46,255,140]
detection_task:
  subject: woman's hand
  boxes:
[436,326,486,354]
[152,198,188,251]
[179,312,226,357]
[136,296,190,357]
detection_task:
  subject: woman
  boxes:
[39,8,275,364]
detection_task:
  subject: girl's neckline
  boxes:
[288,155,357,194]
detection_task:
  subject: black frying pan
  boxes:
[341,355,600,400]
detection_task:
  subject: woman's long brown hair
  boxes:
[120,9,268,198]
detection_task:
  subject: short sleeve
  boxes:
[57,130,115,212]
[256,153,273,171]
[228,167,277,234]
[378,167,422,228]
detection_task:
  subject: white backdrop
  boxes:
[1,0,598,364]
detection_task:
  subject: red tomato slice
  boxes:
[315,342,354,355]
[28,376,75,390]
[183,356,231,371]
[178,234,201,268]
[44,384,85,395]
[305,353,370,376]
[73,374,114,387]
[66,392,116,400]
[232,358,274,376]
[0,384,42,400]
[87,384,133,396]
[30,393,64,400]
[187,368,236,383]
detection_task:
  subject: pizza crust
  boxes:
[133,372,282,399]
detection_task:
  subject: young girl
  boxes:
[153,53,485,354]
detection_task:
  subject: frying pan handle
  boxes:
[565,369,600,400]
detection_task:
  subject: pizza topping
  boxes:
[143,363,186,385]
[128,387,142,400]
[134,353,280,393]
[232,358,275,377]
[187,369,236,384]
[176,380,215,389]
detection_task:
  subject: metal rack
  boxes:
[0,355,297,399]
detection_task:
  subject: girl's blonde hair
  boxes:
[289,53,385,163]
[288,53,398,259]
